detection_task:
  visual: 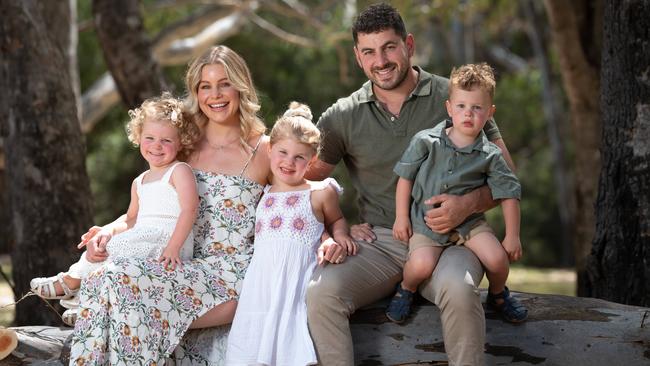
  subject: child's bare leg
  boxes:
[463,232,509,298]
[401,246,444,292]
[386,246,444,323]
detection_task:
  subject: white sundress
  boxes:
[67,162,193,279]
[226,178,342,366]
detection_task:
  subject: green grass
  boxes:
[479,266,576,296]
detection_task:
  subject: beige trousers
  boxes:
[306,226,485,366]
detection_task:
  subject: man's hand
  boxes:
[424,194,473,234]
[349,223,376,243]
[317,238,348,265]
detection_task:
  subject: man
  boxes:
[305,3,513,365]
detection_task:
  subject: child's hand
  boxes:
[77,226,103,249]
[333,233,358,256]
[392,216,412,242]
[502,235,522,262]
[159,247,183,271]
[317,238,348,266]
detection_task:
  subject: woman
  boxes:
[69,45,271,365]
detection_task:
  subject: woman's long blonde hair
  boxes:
[184,45,266,145]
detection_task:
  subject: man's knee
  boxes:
[306,273,348,318]
[421,247,483,308]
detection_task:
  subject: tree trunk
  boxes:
[543,0,603,296]
[587,0,650,306]
[92,0,169,109]
[0,0,94,325]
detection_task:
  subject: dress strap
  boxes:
[135,171,148,187]
[239,135,264,177]
[162,161,187,183]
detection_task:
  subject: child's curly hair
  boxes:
[269,102,320,155]
[449,63,496,100]
[126,92,201,161]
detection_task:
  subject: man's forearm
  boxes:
[470,185,499,214]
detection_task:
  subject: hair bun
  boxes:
[283,101,313,121]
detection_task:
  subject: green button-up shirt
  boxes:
[317,67,502,228]
[394,120,520,243]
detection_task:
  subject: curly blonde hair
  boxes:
[184,45,266,145]
[449,62,496,100]
[269,101,320,155]
[126,92,201,161]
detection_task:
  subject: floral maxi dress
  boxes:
[70,170,263,365]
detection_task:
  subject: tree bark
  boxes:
[0,0,94,325]
[543,0,603,296]
[588,0,650,306]
[92,0,169,109]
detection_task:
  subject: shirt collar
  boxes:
[437,119,490,153]
[358,66,434,103]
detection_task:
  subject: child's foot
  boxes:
[486,286,528,323]
[30,273,80,300]
[385,284,415,323]
[62,308,78,327]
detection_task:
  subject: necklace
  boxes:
[206,137,241,150]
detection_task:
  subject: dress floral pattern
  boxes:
[70,170,263,365]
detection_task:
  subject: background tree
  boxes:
[588,0,650,306]
[0,0,93,324]
[544,0,603,295]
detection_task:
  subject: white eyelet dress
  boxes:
[70,139,264,366]
[226,178,342,366]
[67,162,193,280]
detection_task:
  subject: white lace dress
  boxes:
[67,162,193,279]
[226,178,341,366]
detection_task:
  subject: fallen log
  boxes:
[4,291,650,365]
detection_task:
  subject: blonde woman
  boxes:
[70,46,273,365]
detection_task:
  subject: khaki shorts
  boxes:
[408,220,494,255]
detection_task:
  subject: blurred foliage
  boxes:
[78,0,572,268]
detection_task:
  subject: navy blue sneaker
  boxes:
[385,284,415,323]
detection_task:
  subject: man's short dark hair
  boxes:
[352,3,407,44]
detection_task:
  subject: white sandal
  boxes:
[62,309,77,327]
[30,272,78,300]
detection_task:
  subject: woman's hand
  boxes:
[78,226,112,263]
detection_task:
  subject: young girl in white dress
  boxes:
[30,93,200,314]
[226,102,357,366]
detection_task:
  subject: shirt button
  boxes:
[448,170,453,174]
[444,184,449,189]
[390,116,395,121]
